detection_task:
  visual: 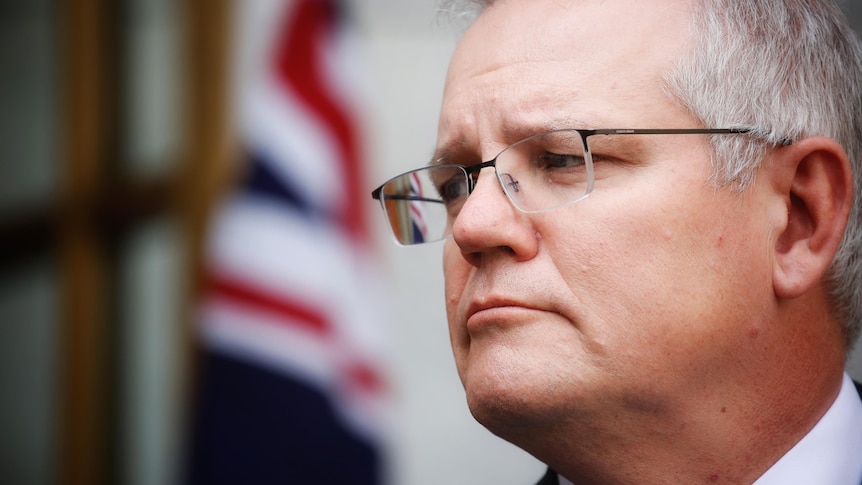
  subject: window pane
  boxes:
[121,0,184,176]
[0,0,58,217]
[0,257,60,485]
[118,218,186,485]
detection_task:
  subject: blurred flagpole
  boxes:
[186,1,390,483]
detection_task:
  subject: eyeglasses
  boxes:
[371,128,770,245]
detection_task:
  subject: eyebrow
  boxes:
[430,137,472,167]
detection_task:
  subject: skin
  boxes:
[437,0,852,483]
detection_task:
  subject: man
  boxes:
[372,0,862,483]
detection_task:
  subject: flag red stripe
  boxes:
[208,274,331,336]
[273,0,366,242]
[207,273,385,393]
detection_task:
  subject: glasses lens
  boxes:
[377,165,467,245]
[494,129,593,212]
[374,130,597,245]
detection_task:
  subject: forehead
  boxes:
[439,0,696,150]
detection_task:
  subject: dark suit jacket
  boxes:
[535,381,862,485]
[536,467,559,485]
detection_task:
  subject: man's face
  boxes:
[439,0,780,441]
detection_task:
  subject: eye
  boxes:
[437,176,469,206]
[535,152,586,169]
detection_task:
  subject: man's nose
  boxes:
[450,167,539,262]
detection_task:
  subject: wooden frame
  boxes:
[0,0,234,483]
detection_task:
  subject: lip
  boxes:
[465,297,545,329]
[467,298,525,319]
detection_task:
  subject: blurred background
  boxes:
[2,1,862,484]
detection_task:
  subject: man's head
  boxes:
[431,0,860,481]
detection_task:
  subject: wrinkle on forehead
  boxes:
[437,0,696,159]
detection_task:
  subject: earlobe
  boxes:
[771,137,853,299]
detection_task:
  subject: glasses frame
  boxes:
[371,127,778,245]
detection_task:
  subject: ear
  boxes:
[770,137,853,299]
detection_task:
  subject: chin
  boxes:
[461,359,567,438]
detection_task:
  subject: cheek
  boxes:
[442,241,471,355]
[545,188,771,365]
[442,241,467,311]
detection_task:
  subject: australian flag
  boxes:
[186,1,389,483]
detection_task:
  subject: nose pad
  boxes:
[500,172,520,197]
[464,166,507,204]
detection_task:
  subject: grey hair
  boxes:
[439,0,492,15]
[441,0,862,346]
[436,0,490,27]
